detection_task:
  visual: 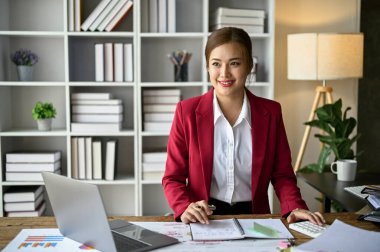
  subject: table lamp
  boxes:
[287,33,364,172]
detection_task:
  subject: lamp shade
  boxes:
[287,33,364,80]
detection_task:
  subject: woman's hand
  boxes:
[286,208,326,225]
[180,200,214,224]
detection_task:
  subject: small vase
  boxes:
[37,119,52,131]
[17,65,34,81]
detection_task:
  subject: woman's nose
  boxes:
[220,65,230,77]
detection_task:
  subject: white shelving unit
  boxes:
[0,0,275,217]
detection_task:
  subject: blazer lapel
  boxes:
[195,89,214,197]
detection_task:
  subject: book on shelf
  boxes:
[142,152,167,163]
[210,15,264,26]
[210,24,264,34]
[95,43,104,81]
[74,0,83,31]
[104,42,114,81]
[143,104,177,113]
[140,0,149,32]
[142,162,166,172]
[68,0,75,31]
[105,0,133,32]
[167,0,176,33]
[143,89,181,96]
[105,139,117,180]
[72,105,123,114]
[5,170,61,182]
[143,95,181,104]
[6,202,46,217]
[144,122,172,131]
[144,112,174,122]
[124,43,133,82]
[71,137,79,179]
[72,113,123,123]
[6,151,61,163]
[142,171,165,180]
[4,194,44,212]
[88,0,119,31]
[71,93,112,100]
[71,122,122,132]
[85,137,93,180]
[97,0,129,31]
[81,0,112,31]
[6,161,61,172]
[71,99,122,105]
[92,139,103,180]
[212,7,265,18]
[4,186,44,203]
[366,195,380,211]
[78,137,86,180]
[149,0,158,32]
[114,43,124,82]
[158,0,167,32]
[361,185,380,196]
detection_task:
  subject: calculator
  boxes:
[289,221,329,238]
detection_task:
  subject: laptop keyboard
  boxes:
[112,231,151,251]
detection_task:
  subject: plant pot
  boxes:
[17,65,34,81]
[36,119,52,131]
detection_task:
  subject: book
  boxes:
[144,122,172,131]
[88,0,119,31]
[71,122,122,132]
[6,202,46,217]
[4,186,44,203]
[358,210,380,223]
[143,104,176,113]
[72,105,123,114]
[74,0,83,31]
[140,0,149,32]
[362,185,380,196]
[142,152,167,163]
[71,99,122,105]
[144,112,174,122]
[142,162,165,172]
[4,194,44,212]
[5,170,61,182]
[190,219,293,241]
[6,161,61,172]
[143,95,180,104]
[95,43,104,81]
[210,24,264,34]
[105,0,133,32]
[104,42,114,81]
[123,43,133,81]
[367,195,380,211]
[81,0,112,31]
[212,7,265,18]
[68,0,75,31]
[143,89,180,96]
[105,140,117,180]
[210,16,265,26]
[149,0,158,32]
[113,43,124,82]
[92,140,103,180]
[71,93,112,100]
[78,137,86,180]
[167,0,176,33]
[72,114,123,123]
[158,0,167,32]
[6,152,61,163]
[142,171,165,180]
[97,0,129,31]
[71,137,79,179]
[85,137,93,180]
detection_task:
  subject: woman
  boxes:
[162,27,325,225]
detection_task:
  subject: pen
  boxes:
[208,205,216,211]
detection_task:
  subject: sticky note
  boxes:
[253,222,279,238]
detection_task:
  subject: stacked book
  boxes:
[3,186,46,217]
[143,89,181,132]
[143,0,176,33]
[71,93,123,133]
[95,42,133,82]
[70,0,133,32]
[360,185,380,223]
[209,7,265,34]
[142,152,167,180]
[71,138,117,181]
[5,152,61,182]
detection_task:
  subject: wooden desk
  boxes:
[0,213,379,249]
[297,172,380,212]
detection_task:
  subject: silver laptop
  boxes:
[42,172,178,252]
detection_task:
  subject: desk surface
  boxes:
[0,213,379,249]
[297,172,380,212]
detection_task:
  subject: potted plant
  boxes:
[10,48,39,81]
[32,101,57,131]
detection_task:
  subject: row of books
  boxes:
[71,137,117,181]
[142,0,176,33]
[95,43,133,82]
[4,186,46,217]
[360,185,380,223]
[69,0,133,32]
[5,152,61,182]
[71,92,123,133]
[209,7,265,34]
[143,89,181,132]
[142,152,167,180]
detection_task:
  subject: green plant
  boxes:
[299,99,361,174]
[32,101,57,120]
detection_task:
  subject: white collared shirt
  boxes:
[210,90,253,204]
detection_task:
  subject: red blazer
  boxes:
[162,88,308,220]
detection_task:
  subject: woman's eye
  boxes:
[211,62,220,67]
[231,61,240,66]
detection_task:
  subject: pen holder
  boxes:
[174,63,188,82]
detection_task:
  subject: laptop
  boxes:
[42,172,178,252]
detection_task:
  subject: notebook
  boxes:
[42,172,178,252]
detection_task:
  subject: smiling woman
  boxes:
[162,27,325,227]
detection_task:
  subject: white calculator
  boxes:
[289,221,329,238]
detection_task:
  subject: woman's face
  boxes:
[208,42,250,99]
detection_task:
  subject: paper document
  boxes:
[295,219,380,252]
[2,229,101,252]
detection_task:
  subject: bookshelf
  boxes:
[0,0,275,217]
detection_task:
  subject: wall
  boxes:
[274,0,361,212]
